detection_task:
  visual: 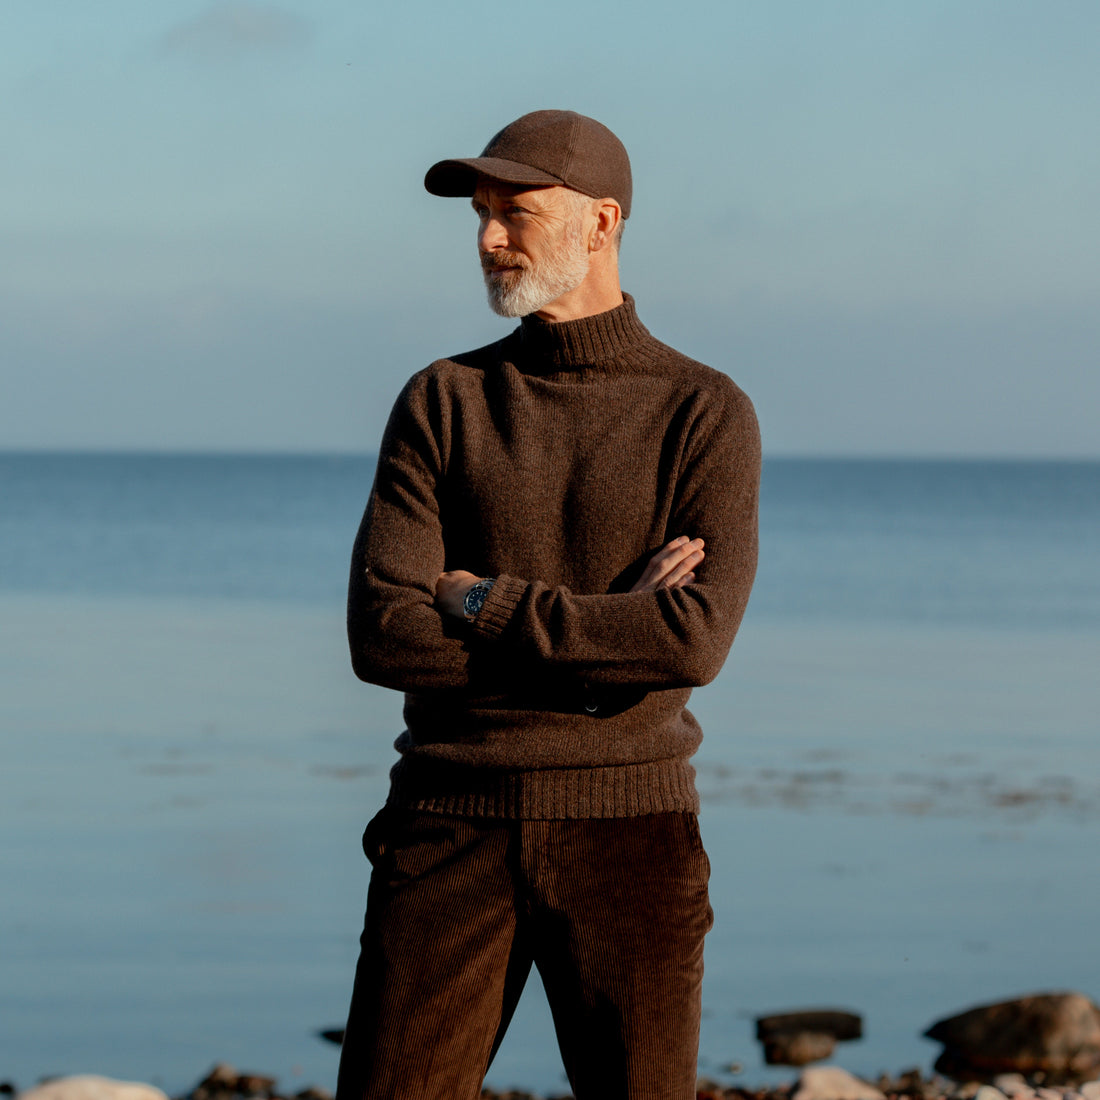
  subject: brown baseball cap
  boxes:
[424,109,632,219]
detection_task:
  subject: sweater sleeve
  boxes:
[347,370,479,693]
[469,383,761,689]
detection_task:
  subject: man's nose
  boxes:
[478,216,509,253]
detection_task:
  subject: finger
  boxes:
[660,549,704,588]
[632,547,688,591]
[639,539,701,583]
[651,537,702,570]
[630,539,704,592]
[652,539,704,578]
[636,537,687,575]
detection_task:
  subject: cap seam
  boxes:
[561,117,580,190]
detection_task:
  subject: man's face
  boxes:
[471,182,593,318]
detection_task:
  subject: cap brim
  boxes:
[424,156,565,197]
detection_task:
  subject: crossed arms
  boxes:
[347,368,760,697]
[434,535,706,618]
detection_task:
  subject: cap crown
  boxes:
[424,109,632,218]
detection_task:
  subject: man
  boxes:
[337,109,760,1100]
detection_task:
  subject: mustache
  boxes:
[480,251,529,274]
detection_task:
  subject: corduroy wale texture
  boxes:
[335,810,713,1100]
[347,294,760,820]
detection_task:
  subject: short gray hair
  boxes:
[566,188,626,253]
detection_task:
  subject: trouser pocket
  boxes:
[361,805,390,866]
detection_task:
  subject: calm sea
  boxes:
[2,454,1098,1094]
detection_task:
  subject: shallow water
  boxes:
[2,455,1098,1093]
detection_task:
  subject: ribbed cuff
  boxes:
[470,573,526,639]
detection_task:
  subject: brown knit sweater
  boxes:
[347,294,760,819]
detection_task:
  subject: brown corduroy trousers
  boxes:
[334,808,713,1100]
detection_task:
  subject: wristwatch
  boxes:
[462,577,496,621]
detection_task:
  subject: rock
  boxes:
[793,1066,886,1100]
[17,1079,167,1100]
[950,1084,982,1099]
[875,1067,943,1099]
[926,992,1100,1081]
[188,1064,277,1100]
[191,1065,238,1095]
[973,1088,1009,1100]
[764,1031,837,1066]
[758,1011,863,1042]
[233,1077,275,1099]
[1081,1084,1100,1100]
[694,1079,726,1100]
[992,1075,1034,1098]
[756,1010,863,1066]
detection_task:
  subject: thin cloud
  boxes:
[159,1,312,61]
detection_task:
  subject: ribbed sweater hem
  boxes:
[386,757,700,820]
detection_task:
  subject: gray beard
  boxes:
[481,223,590,318]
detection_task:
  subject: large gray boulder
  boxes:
[925,992,1100,1081]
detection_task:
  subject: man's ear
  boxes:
[589,199,622,253]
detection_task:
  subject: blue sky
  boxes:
[4,0,1098,455]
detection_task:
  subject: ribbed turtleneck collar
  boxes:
[517,292,651,369]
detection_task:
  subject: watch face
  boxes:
[463,579,493,619]
[464,583,485,618]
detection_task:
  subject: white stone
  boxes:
[1079,1085,1100,1100]
[793,1066,886,1100]
[19,1077,168,1100]
[993,1076,1035,1098]
[973,1087,1010,1100]
[950,1084,981,1099]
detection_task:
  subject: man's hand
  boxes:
[437,536,702,617]
[435,570,480,618]
[629,536,705,593]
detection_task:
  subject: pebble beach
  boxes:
[8,1064,1100,1100]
